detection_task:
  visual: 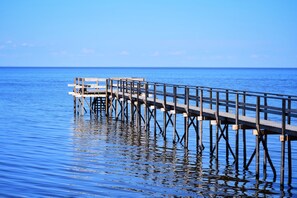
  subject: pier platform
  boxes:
[69,77,297,188]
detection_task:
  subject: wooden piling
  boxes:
[235,92,239,171]
[153,83,157,136]
[173,86,177,143]
[209,88,213,155]
[185,87,190,148]
[256,96,260,179]
[280,98,286,188]
[215,91,220,161]
[225,90,229,162]
[163,84,167,139]
[242,91,247,168]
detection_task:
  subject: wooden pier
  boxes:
[69,77,297,188]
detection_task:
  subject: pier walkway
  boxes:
[69,77,297,188]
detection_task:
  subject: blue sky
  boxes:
[0,0,296,67]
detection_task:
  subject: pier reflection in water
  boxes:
[70,117,288,197]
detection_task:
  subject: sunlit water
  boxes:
[0,67,296,197]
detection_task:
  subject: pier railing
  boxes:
[107,78,297,135]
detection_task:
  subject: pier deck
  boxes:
[69,77,297,188]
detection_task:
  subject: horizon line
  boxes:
[0,66,297,69]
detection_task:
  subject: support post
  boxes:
[153,83,157,135]
[115,80,119,120]
[130,81,134,124]
[256,96,260,179]
[242,92,247,168]
[73,77,77,116]
[196,87,199,151]
[235,92,239,171]
[287,96,292,185]
[81,78,85,116]
[199,89,204,152]
[280,98,286,188]
[163,84,167,139]
[215,91,219,161]
[105,79,109,116]
[185,87,189,148]
[209,88,213,154]
[109,79,114,116]
[173,86,177,143]
[120,79,124,121]
[136,82,141,129]
[225,90,229,161]
[144,82,148,131]
[263,93,268,179]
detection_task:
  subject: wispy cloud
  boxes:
[151,51,160,57]
[120,50,129,56]
[2,40,34,48]
[250,54,268,59]
[51,50,70,56]
[168,51,185,56]
[81,48,95,55]
[21,42,34,47]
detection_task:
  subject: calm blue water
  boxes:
[0,67,296,197]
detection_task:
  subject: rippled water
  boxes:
[0,67,296,197]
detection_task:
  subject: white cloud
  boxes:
[250,54,260,59]
[250,54,269,59]
[169,51,185,56]
[120,50,129,56]
[21,42,33,47]
[151,51,160,57]
[82,48,95,55]
[51,50,69,56]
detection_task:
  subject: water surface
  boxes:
[0,67,296,197]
